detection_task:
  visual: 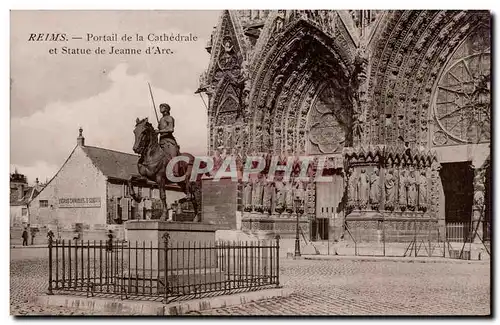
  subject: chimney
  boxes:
[18,183,25,200]
[77,127,85,146]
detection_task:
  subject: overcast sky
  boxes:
[10,10,220,184]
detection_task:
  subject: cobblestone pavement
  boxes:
[10,248,490,316]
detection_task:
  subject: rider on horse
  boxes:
[157,103,179,155]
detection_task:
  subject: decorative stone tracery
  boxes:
[200,10,490,240]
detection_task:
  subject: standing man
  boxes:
[22,228,28,246]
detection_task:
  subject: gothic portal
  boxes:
[198,10,491,243]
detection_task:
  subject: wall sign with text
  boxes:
[58,197,102,208]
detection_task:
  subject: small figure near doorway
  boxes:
[106,230,114,252]
[22,228,29,246]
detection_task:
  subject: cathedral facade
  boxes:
[199,10,491,243]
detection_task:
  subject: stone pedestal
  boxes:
[201,177,237,229]
[125,220,219,271]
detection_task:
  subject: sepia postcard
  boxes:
[9,9,491,316]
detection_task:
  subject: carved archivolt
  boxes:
[246,21,353,153]
[367,10,490,149]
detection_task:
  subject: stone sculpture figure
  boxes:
[275,180,286,214]
[407,171,417,211]
[243,181,253,212]
[347,169,357,210]
[284,181,294,213]
[262,180,273,214]
[130,118,201,221]
[369,167,381,210]
[212,149,223,176]
[216,128,224,148]
[357,168,369,209]
[399,169,408,211]
[418,170,428,212]
[157,104,179,158]
[294,180,305,213]
[384,169,396,211]
[252,176,264,212]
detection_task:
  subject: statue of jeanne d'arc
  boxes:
[157,103,179,157]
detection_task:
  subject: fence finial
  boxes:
[162,232,170,246]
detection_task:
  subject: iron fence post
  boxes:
[382,220,386,257]
[275,235,280,287]
[414,219,417,257]
[47,231,54,295]
[162,232,170,303]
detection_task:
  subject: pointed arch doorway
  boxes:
[305,82,348,242]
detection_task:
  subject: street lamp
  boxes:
[294,197,304,258]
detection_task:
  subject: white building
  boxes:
[30,128,186,240]
[10,172,42,227]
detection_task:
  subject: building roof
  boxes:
[81,145,182,191]
[10,186,40,206]
[81,146,142,181]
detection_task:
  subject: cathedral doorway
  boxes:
[312,170,344,242]
[440,162,474,241]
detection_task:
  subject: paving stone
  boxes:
[10,248,490,316]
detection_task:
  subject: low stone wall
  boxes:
[344,211,441,243]
[241,215,310,240]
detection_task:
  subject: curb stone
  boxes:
[302,255,490,265]
[33,287,294,315]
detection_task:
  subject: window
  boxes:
[39,200,48,208]
[21,208,28,216]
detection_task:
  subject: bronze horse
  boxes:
[129,117,201,221]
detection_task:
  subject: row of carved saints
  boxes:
[242,178,306,214]
[348,167,428,212]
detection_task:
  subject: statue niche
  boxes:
[369,167,381,210]
[252,176,264,212]
[384,168,396,211]
[262,180,274,214]
[398,169,408,212]
[407,170,418,212]
[274,181,286,214]
[243,181,253,212]
[418,170,428,212]
[357,168,370,210]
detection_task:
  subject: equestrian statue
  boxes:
[128,100,202,222]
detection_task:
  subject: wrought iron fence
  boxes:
[445,222,470,243]
[47,234,281,303]
[343,219,445,257]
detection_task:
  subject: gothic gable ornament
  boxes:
[217,36,238,71]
